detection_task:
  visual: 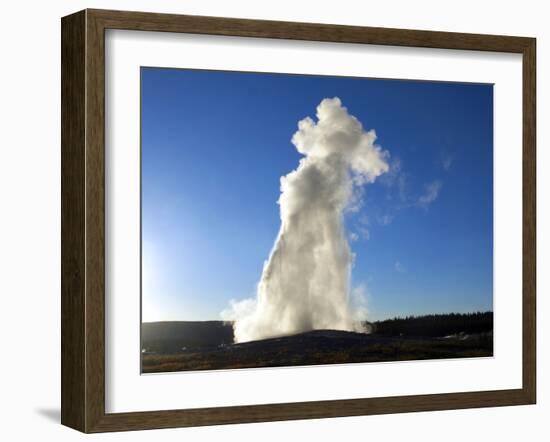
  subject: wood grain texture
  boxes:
[89,8,532,52]
[90,389,531,433]
[61,10,86,432]
[522,38,536,403]
[60,9,537,433]
[84,9,107,433]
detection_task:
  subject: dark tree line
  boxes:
[142,321,234,353]
[370,311,493,337]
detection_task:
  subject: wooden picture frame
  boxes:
[61,8,536,433]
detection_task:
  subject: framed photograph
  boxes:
[61,9,536,433]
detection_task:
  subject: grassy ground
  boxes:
[142,328,493,373]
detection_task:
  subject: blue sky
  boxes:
[141,67,493,322]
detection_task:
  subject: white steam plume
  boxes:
[222,97,389,342]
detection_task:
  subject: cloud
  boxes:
[349,232,359,242]
[362,151,446,231]
[355,214,370,240]
[379,157,402,188]
[417,180,442,208]
[377,214,394,225]
[358,226,370,240]
[394,261,405,273]
[442,155,453,171]
[223,97,388,342]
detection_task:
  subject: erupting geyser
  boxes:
[222,97,389,342]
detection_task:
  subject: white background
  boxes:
[0,0,547,440]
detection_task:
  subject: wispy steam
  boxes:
[417,180,442,208]
[442,155,453,171]
[394,261,406,273]
[222,98,389,342]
